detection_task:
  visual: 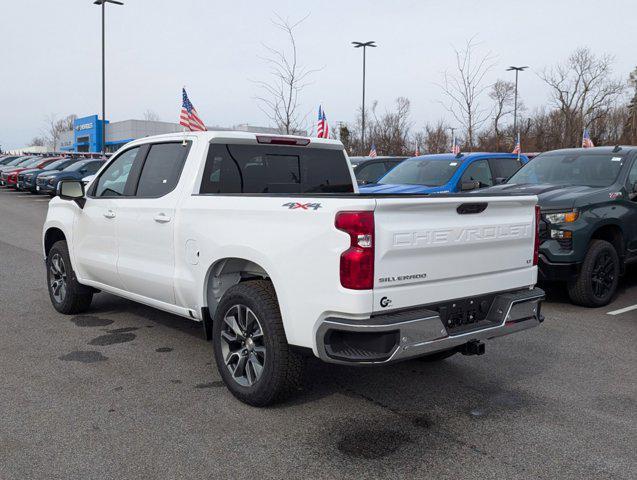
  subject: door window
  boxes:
[135,143,190,197]
[94,147,139,197]
[628,160,637,186]
[461,160,493,187]
[355,162,388,184]
[489,158,523,180]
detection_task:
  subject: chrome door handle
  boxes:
[154,213,172,223]
[103,209,116,219]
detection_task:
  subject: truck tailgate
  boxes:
[373,195,538,313]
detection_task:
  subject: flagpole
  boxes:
[517,131,520,161]
[182,85,187,146]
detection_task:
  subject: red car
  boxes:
[0,157,60,188]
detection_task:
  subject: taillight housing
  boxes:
[335,211,374,290]
[533,204,541,266]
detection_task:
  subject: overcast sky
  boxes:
[1,0,635,150]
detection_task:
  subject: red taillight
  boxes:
[256,135,311,146]
[533,204,541,266]
[335,211,374,290]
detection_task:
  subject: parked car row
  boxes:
[0,154,105,195]
[352,147,637,307]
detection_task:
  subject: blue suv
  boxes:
[36,159,105,195]
[359,152,529,194]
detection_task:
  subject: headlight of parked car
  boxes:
[544,210,579,224]
[48,178,55,185]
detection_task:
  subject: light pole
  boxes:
[506,65,528,141]
[352,41,377,153]
[93,0,123,154]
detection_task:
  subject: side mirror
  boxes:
[494,177,507,185]
[58,180,86,208]
[460,180,480,191]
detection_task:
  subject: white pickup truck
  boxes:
[43,131,544,406]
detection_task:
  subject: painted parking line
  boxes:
[607,304,637,316]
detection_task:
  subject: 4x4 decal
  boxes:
[282,202,322,210]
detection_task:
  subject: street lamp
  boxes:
[93,0,124,154]
[352,41,377,153]
[506,66,528,142]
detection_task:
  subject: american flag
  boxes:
[316,106,329,138]
[180,88,207,132]
[582,129,594,148]
[451,137,460,155]
[369,143,377,158]
[512,134,521,155]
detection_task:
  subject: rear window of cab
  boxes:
[200,144,354,194]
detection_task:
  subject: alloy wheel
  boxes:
[591,251,615,299]
[219,304,266,387]
[49,253,68,303]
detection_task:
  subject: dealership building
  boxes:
[59,114,283,153]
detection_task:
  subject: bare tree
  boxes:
[255,13,318,134]
[43,114,77,151]
[489,80,516,149]
[627,66,637,144]
[540,47,625,146]
[368,97,412,155]
[438,37,496,149]
[30,136,46,147]
[143,109,161,122]
[422,121,450,153]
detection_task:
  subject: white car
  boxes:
[43,131,544,406]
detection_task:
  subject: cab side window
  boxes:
[135,143,190,198]
[628,160,637,187]
[94,147,140,197]
[461,160,493,187]
[489,158,522,181]
[356,161,389,184]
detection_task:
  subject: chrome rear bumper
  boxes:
[316,287,544,365]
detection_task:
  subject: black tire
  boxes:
[417,348,458,362]
[46,240,93,314]
[567,239,620,307]
[212,280,304,407]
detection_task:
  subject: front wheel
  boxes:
[212,280,304,406]
[567,240,620,307]
[46,240,93,314]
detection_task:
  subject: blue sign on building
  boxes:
[61,115,108,152]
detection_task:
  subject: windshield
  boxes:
[22,158,42,168]
[44,159,69,170]
[64,160,91,172]
[379,158,461,186]
[508,152,625,187]
[6,157,30,166]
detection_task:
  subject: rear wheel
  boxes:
[46,240,93,314]
[567,240,620,307]
[212,280,304,406]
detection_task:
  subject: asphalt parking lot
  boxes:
[0,188,635,480]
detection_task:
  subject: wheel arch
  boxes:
[590,223,625,260]
[203,257,280,321]
[44,227,67,257]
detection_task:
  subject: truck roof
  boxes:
[127,130,344,149]
[539,146,636,155]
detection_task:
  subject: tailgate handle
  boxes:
[457,203,488,215]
